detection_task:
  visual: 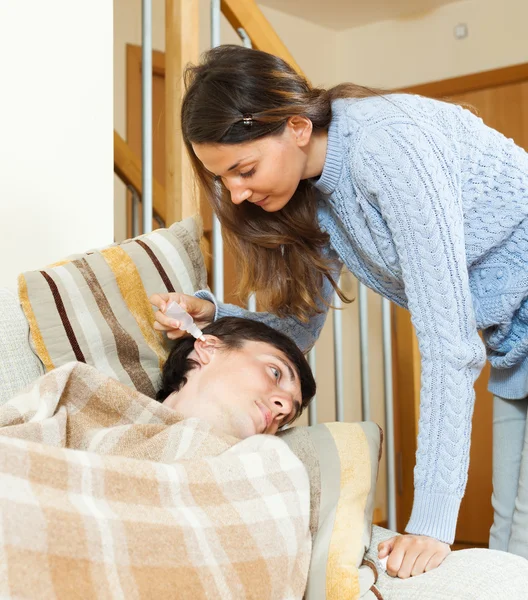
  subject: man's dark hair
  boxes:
[156,317,316,418]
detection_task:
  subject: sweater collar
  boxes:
[313,101,345,195]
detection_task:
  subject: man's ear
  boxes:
[192,335,219,366]
[287,115,313,148]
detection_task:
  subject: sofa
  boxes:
[2,220,528,599]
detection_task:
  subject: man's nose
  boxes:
[271,393,293,417]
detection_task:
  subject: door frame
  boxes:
[401,62,528,97]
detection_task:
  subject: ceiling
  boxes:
[258,0,462,31]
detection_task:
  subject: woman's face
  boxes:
[192,118,312,212]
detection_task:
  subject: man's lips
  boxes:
[257,402,272,431]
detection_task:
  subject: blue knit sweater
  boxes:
[197,94,528,544]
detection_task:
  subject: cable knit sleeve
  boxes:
[194,247,342,354]
[355,120,486,544]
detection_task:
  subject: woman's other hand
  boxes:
[378,534,451,579]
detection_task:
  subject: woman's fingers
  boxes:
[380,535,451,579]
[150,292,215,337]
[378,537,396,558]
[149,292,172,312]
[176,294,215,323]
[410,549,432,578]
[424,551,447,573]
[385,541,409,577]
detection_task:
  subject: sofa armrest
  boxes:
[0,288,43,404]
[364,526,528,599]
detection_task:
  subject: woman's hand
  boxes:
[378,534,451,579]
[150,292,215,340]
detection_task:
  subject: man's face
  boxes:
[165,338,303,439]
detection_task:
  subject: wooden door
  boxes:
[395,64,528,546]
[126,44,244,306]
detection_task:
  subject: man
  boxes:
[0,316,315,598]
[155,317,316,439]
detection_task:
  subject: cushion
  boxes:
[279,421,382,600]
[366,525,528,599]
[0,288,44,405]
[18,216,207,398]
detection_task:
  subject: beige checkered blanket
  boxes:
[0,362,311,599]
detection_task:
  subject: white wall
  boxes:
[336,0,528,88]
[0,0,114,289]
[258,5,339,88]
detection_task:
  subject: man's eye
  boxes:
[240,168,255,179]
[270,366,280,379]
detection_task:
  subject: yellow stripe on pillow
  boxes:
[101,246,168,369]
[326,422,372,600]
[17,274,54,371]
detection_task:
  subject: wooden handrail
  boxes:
[113,130,166,224]
[221,0,302,75]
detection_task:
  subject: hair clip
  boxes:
[242,114,253,126]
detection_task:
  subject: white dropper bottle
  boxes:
[164,301,206,342]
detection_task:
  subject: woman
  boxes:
[151,44,528,577]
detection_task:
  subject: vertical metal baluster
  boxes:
[247,294,257,312]
[238,29,254,310]
[127,185,140,237]
[141,0,153,234]
[308,348,317,426]
[237,27,252,48]
[210,0,223,300]
[358,283,370,421]
[382,297,397,531]
[333,289,344,422]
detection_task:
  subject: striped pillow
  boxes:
[279,421,382,600]
[18,216,207,398]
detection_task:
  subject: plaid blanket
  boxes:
[0,362,311,599]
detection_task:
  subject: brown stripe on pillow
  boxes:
[40,271,86,363]
[135,239,175,293]
[73,258,156,397]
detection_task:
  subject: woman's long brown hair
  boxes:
[181,44,381,321]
